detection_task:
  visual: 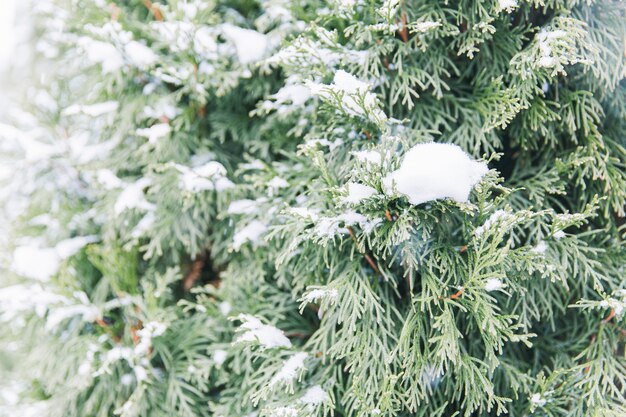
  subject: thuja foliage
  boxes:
[1,0,625,416]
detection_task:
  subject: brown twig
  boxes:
[143,0,163,20]
[109,3,121,20]
[385,209,393,222]
[439,287,465,301]
[346,227,381,274]
[130,320,143,345]
[450,287,465,300]
[285,332,311,339]
[602,309,616,324]
[398,7,409,43]
[183,253,207,291]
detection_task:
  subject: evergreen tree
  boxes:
[1,0,625,416]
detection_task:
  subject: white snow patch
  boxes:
[412,21,441,32]
[175,161,233,192]
[79,38,124,73]
[228,199,259,215]
[287,207,319,221]
[12,246,60,281]
[353,150,382,165]
[530,393,547,407]
[531,240,548,254]
[484,278,504,292]
[302,137,344,151]
[300,385,329,405]
[232,220,268,251]
[383,142,488,205]
[219,301,232,316]
[55,236,99,258]
[270,352,308,386]
[235,314,291,349]
[271,84,311,107]
[125,41,157,69]
[96,169,124,189]
[497,0,518,12]
[114,178,155,214]
[131,211,156,238]
[343,182,377,204]
[213,349,227,365]
[474,210,513,237]
[136,123,171,144]
[314,211,382,237]
[0,284,67,320]
[268,176,289,189]
[268,406,298,417]
[221,23,269,64]
[62,101,119,117]
[536,29,567,68]
[302,287,339,303]
[308,70,386,124]
[135,321,167,355]
[45,303,99,331]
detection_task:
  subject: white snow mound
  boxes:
[383,142,488,205]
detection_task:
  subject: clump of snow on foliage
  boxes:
[62,101,119,117]
[308,70,387,124]
[536,29,567,68]
[530,393,548,408]
[228,199,261,215]
[474,210,513,237]
[136,123,171,144]
[300,385,329,405]
[412,21,441,32]
[0,284,67,321]
[174,161,234,192]
[302,287,339,303]
[114,178,155,214]
[213,349,228,365]
[268,406,298,417]
[343,182,377,204]
[124,40,157,69]
[235,314,291,349]
[221,23,270,64]
[497,0,518,12]
[302,137,344,151]
[383,142,488,205]
[270,352,308,386]
[484,278,504,292]
[96,169,124,190]
[531,240,548,254]
[232,220,268,251]
[313,211,381,237]
[78,38,123,73]
[131,212,156,239]
[135,321,167,355]
[12,246,61,282]
[287,207,320,221]
[353,149,382,165]
[12,236,98,281]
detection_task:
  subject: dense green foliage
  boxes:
[0,1,625,417]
